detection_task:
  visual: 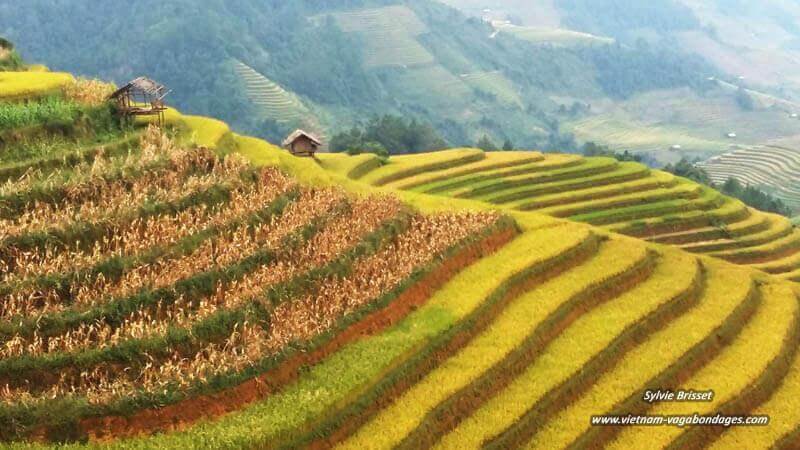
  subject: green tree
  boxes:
[582,141,641,162]
[665,161,792,217]
[329,115,446,155]
[347,141,388,158]
[502,139,514,151]
[476,135,498,151]
[330,127,363,153]
[720,177,792,217]
[0,36,24,71]
[663,158,712,185]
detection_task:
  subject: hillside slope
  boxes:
[2,70,800,450]
[1,0,736,158]
[327,149,800,281]
[443,0,800,165]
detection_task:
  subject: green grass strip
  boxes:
[506,170,675,211]
[364,149,485,187]
[451,158,619,199]
[391,152,544,190]
[680,216,793,253]
[482,162,649,204]
[540,184,700,218]
[413,154,579,195]
[572,188,724,226]
[608,197,749,237]
[647,212,768,246]
[709,229,800,264]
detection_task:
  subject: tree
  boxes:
[663,158,712,185]
[476,135,498,151]
[329,115,447,155]
[502,139,514,151]
[0,36,24,71]
[664,162,792,217]
[582,141,641,162]
[347,141,388,158]
[719,177,792,217]
[330,127,363,153]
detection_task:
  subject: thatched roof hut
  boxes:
[109,77,170,125]
[282,129,322,157]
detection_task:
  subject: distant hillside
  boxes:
[1,0,721,156]
[442,0,800,163]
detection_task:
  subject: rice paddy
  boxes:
[342,148,800,277]
[4,68,800,450]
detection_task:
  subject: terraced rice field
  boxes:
[459,71,522,106]
[233,61,309,124]
[6,69,800,450]
[566,114,733,157]
[495,24,614,47]
[325,5,435,68]
[0,125,506,445]
[341,149,800,281]
[390,64,474,110]
[232,61,326,140]
[697,145,800,210]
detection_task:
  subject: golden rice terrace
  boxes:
[324,149,800,282]
[0,66,800,450]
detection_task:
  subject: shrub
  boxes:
[346,141,388,158]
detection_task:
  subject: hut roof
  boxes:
[110,77,169,100]
[282,129,322,148]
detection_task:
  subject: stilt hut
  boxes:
[282,129,322,157]
[109,77,169,126]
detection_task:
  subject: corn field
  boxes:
[62,78,116,106]
[0,126,501,418]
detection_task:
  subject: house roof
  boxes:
[110,77,169,100]
[282,129,322,147]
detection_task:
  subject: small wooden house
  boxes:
[282,129,322,157]
[109,77,169,126]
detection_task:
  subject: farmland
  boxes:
[323,5,435,69]
[340,149,800,282]
[3,67,800,450]
[564,86,800,165]
[696,145,800,211]
[495,23,614,47]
